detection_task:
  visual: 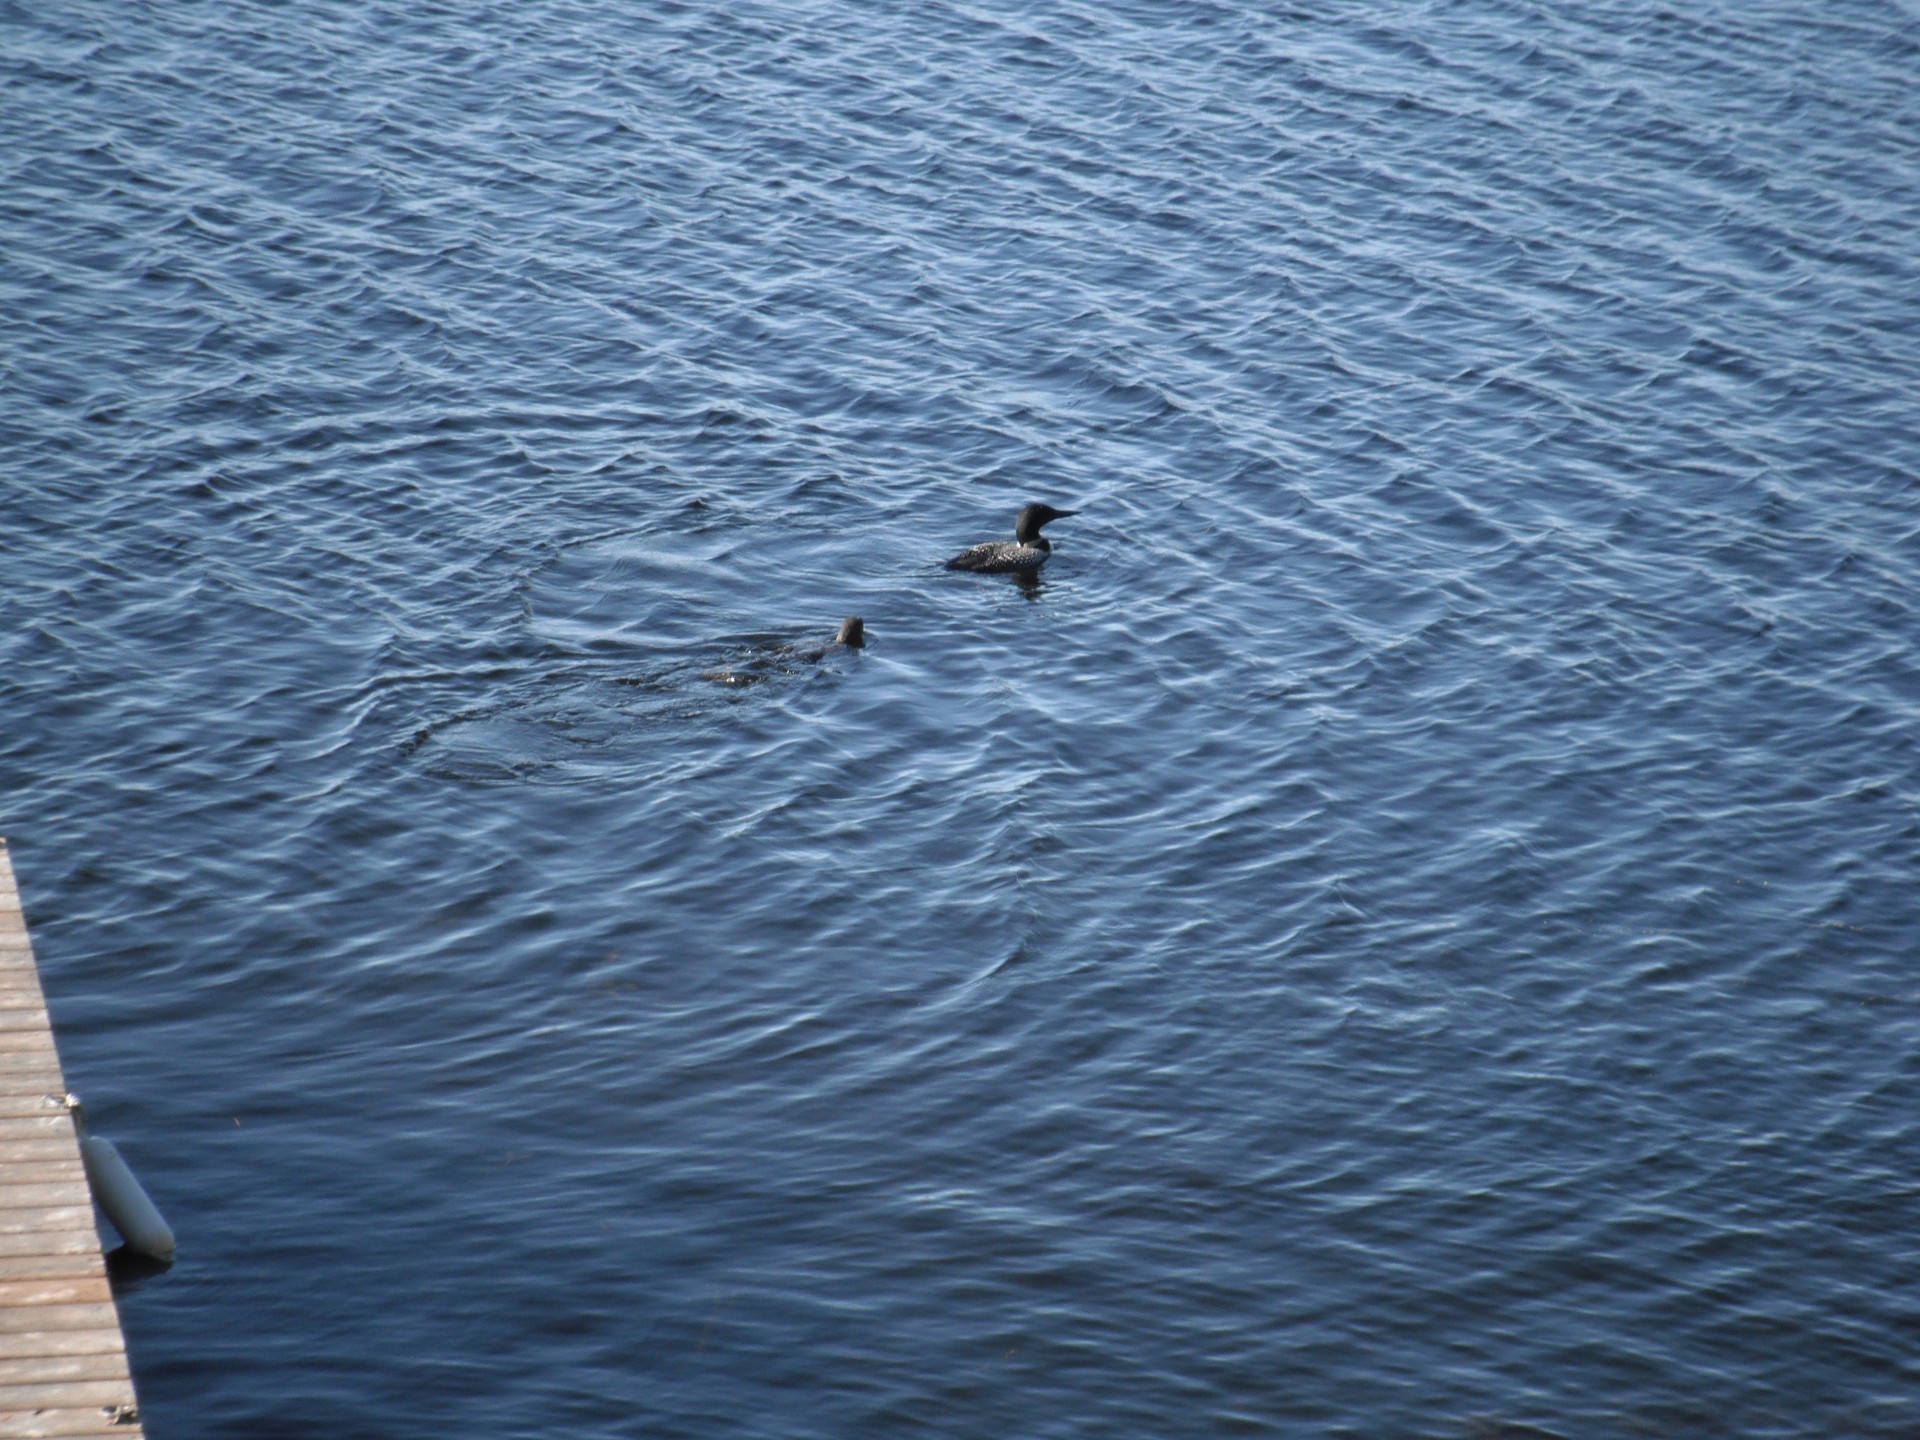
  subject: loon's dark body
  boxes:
[708,616,864,685]
[788,615,865,662]
[945,503,1077,574]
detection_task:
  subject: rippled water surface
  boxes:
[4,1,1919,1434]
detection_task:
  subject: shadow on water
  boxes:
[105,1245,174,1290]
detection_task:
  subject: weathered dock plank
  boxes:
[0,843,144,1440]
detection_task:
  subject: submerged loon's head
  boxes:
[1014,503,1078,545]
[836,616,866,648]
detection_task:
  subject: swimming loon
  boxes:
[790,615,865,661]
[944,503,1078,574]
[706,617,864,685]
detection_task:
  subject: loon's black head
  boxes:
[836,616,866,648]
[1014,503,1078,545]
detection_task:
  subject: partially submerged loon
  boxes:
[706,616,864,685]
[791,615,865,661]
[945,503,1078,574]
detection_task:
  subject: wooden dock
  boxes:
[0,841,145,1438]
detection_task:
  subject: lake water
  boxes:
[3,1,1918,1435]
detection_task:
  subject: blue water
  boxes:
[4,1,1918,1434]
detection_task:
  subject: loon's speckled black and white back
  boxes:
[944,503,1078,574]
